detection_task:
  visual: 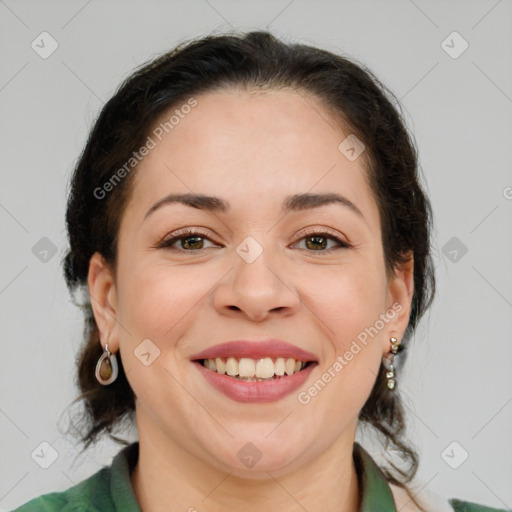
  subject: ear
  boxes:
[87,251,119,352]
[383,251,414,355]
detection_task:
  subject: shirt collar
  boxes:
[109,441,397,511]
[354,442,398,511]
[109,441,142,511]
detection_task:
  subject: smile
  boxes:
[193,358,317,403]
[199,357,312,381]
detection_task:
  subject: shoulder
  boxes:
[448,498,510,512]
[389,482,452,512]
[10,492,68,512]
[389,483,509,512]
[10,466,112,512]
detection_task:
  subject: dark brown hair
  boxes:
[62,29,435,497]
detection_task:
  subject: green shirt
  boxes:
[11,442,507,511]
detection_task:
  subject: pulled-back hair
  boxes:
[62,30,435,499]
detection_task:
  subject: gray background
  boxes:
[1,0,511,510]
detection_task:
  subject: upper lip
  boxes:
[190,340,318,362]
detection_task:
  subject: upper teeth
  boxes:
[203,357,306,378]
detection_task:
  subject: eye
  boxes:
[292,228,351,253]
[156,228,219,251]
[155,227,351,253]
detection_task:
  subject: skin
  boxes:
[88,88,414,512]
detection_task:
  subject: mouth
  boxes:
[189,339,319,402]
[195,357,316,382]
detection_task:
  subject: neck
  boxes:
[131,412,361,512]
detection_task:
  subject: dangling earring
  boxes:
[95,343,119,386]
[383,336,403,390]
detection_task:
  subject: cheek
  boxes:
[117,260,208,339]
[321,269,387,407]
[115,263,204,408]
[298,262,387,339]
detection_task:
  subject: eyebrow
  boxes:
[143,192,365,221]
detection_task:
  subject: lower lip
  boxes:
[193,361,317,403]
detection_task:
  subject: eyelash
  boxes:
[156,227,351,253]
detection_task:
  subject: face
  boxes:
[89,88,413,478]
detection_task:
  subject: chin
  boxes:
[207,439,306,477]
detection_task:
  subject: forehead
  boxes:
[125,88,379,229]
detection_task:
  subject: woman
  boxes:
[13,30,507,512]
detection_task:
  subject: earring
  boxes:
[383,336,403,390]
[95,343,119,386]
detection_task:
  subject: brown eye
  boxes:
[158,229,218,251]
[293,230,351,252]
[305,235,329,250]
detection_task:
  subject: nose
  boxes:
[213,245,301,322]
